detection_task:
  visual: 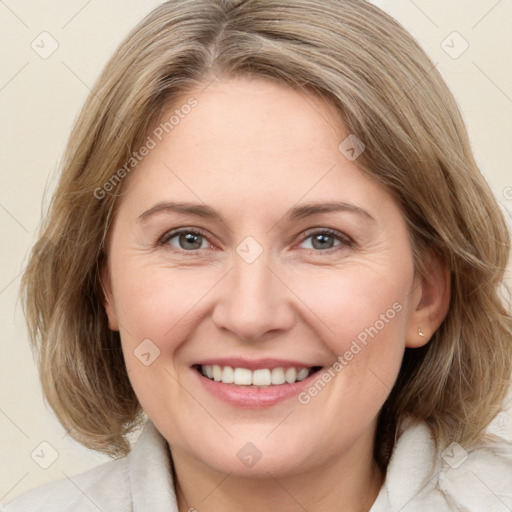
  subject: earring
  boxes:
[418,327,425,337]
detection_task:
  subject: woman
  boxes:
[4,0,512,510]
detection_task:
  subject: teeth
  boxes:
[285,368,297,383]
[233,367,252,385]
[200,365,316,386]
[212,365,222,382]
[252,369,271,386]
[271,368,286,385]
[221,366,234,384]
[296,368,310,381]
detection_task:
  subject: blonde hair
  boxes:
[21,0,512,468]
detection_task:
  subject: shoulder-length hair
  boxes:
[21,0,512,469]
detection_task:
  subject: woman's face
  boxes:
[103,76,432,477]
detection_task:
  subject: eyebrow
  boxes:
[137,200,375,224]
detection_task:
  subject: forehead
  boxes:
[118,77,393,222]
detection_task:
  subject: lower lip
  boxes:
[193,367,322,408]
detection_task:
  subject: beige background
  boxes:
[1,0,511,503]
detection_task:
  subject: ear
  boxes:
[406,252,451,348]
[99,261,120,331]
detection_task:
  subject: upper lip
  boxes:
[192,357,322,371]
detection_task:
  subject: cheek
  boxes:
[113,251,413,359]
[112,260,217,338]
[290,262,412,399]
[110,262,215,405]
[110,260,226,397]
[295,262,411,343]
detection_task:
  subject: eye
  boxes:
[297,228,354,253]
[160,228,211,253]
[159,227,354,255]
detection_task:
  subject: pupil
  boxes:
[313,234,332,250]
[181,233,201,250]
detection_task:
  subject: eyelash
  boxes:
[158,227,355,255]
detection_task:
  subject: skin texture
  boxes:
[102,76,450,512]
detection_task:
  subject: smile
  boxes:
[196,364,322,387]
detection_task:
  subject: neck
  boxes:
[170,431,384,512]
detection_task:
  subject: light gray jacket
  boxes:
[3,408,512,511]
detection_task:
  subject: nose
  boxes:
[211,248,295,342]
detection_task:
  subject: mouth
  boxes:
[192,364,323,387]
